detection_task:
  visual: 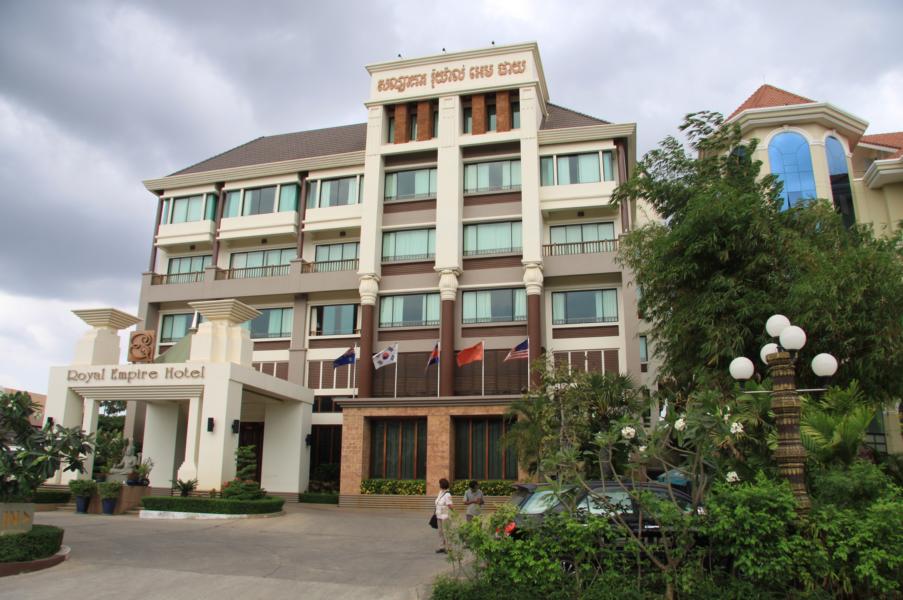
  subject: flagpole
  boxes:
[481,340,485,397]
[527,345,531,391]
[436,343,441,399]
[352,345,357,399]
[394,345,398,399]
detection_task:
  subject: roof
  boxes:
[728,84,815,120]
[861,132,903,158]
[170,104,610,177]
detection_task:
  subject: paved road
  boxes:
[0,504,451,600]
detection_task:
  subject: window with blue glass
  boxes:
[768,132,817,209]
[825,136,856,228]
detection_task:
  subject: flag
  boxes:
[425,342,440,370]
[333,347,356,368]
[372,344,398,370]
[504,339,529,362]
[456,341,484,367]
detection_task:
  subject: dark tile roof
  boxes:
[728,84,815,120]
[170,104,610,177]
[861,132,903,158]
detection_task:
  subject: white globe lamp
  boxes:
[729,356,755,381]
[779,325,807,351]
[760,343,779,364]
[765,314,791,338]
[811,353,838,378]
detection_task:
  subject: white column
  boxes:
[809,139,831,201]
[61,397,98,484]
[519,85,542,264]
[143,401,180,488]
[435,95,463,271]
[196,379,243,491]
[71,308,141,365]
[261,399,312,494]
[176,396,202,482]
[359,105,387,276]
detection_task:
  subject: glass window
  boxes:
[557,153,601,185]
[540,157,554,186]
[464,160,521,193]
[278,183,298,212]
[825,136,856,228]
[370,419,427,480]
[319,177,358,207]
[487,104,497,131]
[229,248,295,273]
[379,294,440,328]
[549,222,616,252]
[768,132,817,210]
[602,150,615,182]
[313,304,358,336]
[512,102,520,129]
[382,228,436,262]
[463,107,472,133]
[314,242,359,264]
[160,199,170,225]
[552,289,618,325]
[242,186,276,216]
[244,307,292,339]
[409,116,417,142]
[462,288,527,324]
[387,116,395,143]
[224,190,241,217]
[169,195,205,223]
[639,336,648,363]
[160,313,194,344]
[384,168,437,201]
[305,181,319,209]
[454,417,518,480]
[463,221,522,256]
[167,255,211,274]
[205,193,217,220]
[432,109,439,138]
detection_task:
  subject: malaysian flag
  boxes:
[504,339,529,362]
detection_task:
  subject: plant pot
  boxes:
[75,496,91,513]
[126,480,141,486]
[101,498,117,515]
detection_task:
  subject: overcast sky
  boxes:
[1,0,901,393]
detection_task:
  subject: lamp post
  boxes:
[729,314,838,513]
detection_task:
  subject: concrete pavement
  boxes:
[0,504,452,600]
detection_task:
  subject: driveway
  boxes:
[0,504,451,600]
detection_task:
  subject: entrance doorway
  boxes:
[238,422,265,481]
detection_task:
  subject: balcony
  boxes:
[216,264,291,280]
[542,239,618,257]
[300,259,359,273]
[218,211,297,242]
[303,203,362,233]
[150,272,205,285]
[155,220,215,248]
[539,180,617,212]
[542,239,620,278]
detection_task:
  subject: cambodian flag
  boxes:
[425,342,440,371]
[333,347,356,368]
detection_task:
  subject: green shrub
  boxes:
[450,479,515,496]
[0,525,63,563]
[360,479,426,495]
[299,492,339,504]
[141,495,284,514]
[220,478,266,500]
[67,479,96,497]
[809,460,894,510]
[29,490,71,504]
[97,481,122,500]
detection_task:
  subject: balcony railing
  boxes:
[463,184,521,195]
[309,328,361,337]
[378,319,440,328]
[542,239,618,257]
[217,264,291,280]
[301,259,359,273]
[151,272,204,285]
[381,253,435,263]
[463,246,522,257]
[552,316,618,326]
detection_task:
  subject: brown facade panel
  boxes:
[463,191,522,206]
[308,337,360,349]
[275,362,289,380]
[307,361,321,389]
[381,261,436,275]
[461,142,520,159]
[462,255,523,270]
[604,349,619,374]
[552,326,619,339]
[471,94,486,135]
[460,324,528,338]
[382,199,436,214]
[377,327,440,341]
[570,351,587,373]
[455,349,527,396]
[394,104,409,144]
[416,101,431,142]
[372,352,438,397]
[587,351,603,373]
[496,90,511,132]
[253,340,291,351]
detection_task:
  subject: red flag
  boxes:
[456,341,484,367]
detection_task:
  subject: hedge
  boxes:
[360,479,426,495]
[299,492,339,504]
[141,496,284,514]
[0,525,64,563]
[450,479,516,496]
[30,490,71,504]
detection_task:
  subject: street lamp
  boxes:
[730,314,837,513]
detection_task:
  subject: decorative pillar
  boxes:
[523,263,544,387]
[76,398,99,481]
[439,269,459,397]
[71,309,141,366]
[296,174,308,259]
[425,414,452,495]
[767,351,811,512]
[496,90,511,132]
[394,104,409,144]
[472,94,486,134]
[177,396,202,482]
[148,192,163,273]
[211,183,224,267]
[143,400,180,488]
[615,138,631,233]
[357,275,380,398]
[416,101,432,142]
[188,299,260,365]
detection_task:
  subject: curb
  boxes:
[0,545,70,577]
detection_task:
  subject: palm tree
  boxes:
[800,381,874,467]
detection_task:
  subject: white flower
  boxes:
[621,426,636,440]
[723,413,730,423]
[730,421,744,435]
[638,445,647,453]
[674,417,687,432]
[725,471,740,483]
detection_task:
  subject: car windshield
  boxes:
[582,490,634,515]
[519,489,565,515]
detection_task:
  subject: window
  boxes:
[602,150,615,181]
[278,184,298,212]
[305,181,319,209]
[464,159,521,193]
[314,242,359,266]
[379,293,440,328]
[382,228,436,262]
[557,153,601,184]
[307,176,359,208]
[487,104,497,132]
[244,308,293,339]
[432,108,439,138]
[160,313,194,344]
[463,107,473,133]
[242,186,277,216]
[768,131,816,210]
[409,116,417,142]
[224,190,241,217]
[229,248,295,272]
[370,419,427,480]
[167,255,211,276]
[384,168,437,201]
[540,157,554,186]
[312,304,358,336]
[552,289,618,325]
[454,417,518,480]
[462,288,526,324]
[169,195,206,223]
[512,102,520,129]
[463,221,522,256]
[639,336,648,363]
[312,398,342,413]
[825,136,856,228]
[549,222,616,252]
[387,116,395,143]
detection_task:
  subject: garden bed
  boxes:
[0,524,65,575]
[140,495,285,519]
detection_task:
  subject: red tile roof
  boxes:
[727,84,815,120]
[861,132,903,158]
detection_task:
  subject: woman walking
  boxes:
[434,478,453,553]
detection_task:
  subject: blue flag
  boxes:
[333,347,356,368]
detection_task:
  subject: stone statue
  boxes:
[107,443,139,482]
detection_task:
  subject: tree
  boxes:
[801,382,874,467]
[614,111,903,401]
[0,391,93,502]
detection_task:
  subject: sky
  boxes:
[1,0,901,393]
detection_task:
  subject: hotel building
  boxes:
[126,42,652,499]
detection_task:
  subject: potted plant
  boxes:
[173,478,198,497]
[97,481,122,515]
[135,458,154,486]
[68,479,97,513]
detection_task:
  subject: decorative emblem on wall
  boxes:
[128,330,156,363]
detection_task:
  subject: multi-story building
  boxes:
[135,42,651,498]
[726,84,902,234]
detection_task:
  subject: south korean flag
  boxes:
[371,344,398,370]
